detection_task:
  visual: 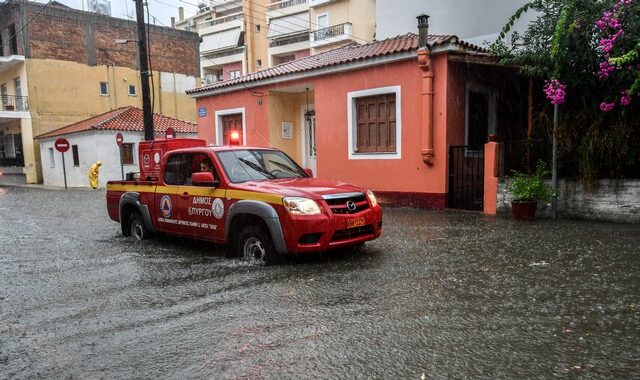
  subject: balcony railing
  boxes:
[201,46,245,59]
[267,0,307,12]
[269,31,310,47]
[199,12,243,28]
[311,22,351,42]
[1,95,29,111]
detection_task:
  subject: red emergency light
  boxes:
[230,131,241,145]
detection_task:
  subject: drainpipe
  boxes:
[416,14,434,166]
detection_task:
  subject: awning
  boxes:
[268,12,309,38]
[201,27,241,52]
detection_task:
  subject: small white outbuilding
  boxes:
[36,106,197,188]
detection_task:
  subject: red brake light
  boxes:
[230,131,241,145]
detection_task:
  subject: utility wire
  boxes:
[186,0,372,44]
[177,0,302,37]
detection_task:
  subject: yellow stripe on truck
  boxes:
[106,184,282,205]
[227,190,283,205]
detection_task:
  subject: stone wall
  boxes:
[497,179,640,223]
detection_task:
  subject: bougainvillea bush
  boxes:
[492,0,640,179]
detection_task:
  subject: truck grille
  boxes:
[322,192,369,214]
[331,225,374,242]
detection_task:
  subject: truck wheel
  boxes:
[130,212,148,241]
[237,226,276,265]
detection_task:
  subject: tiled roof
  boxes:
[188,33,487,95]
[36,106,198,139]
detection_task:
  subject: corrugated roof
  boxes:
[36,106,197,139]
[188,33,487,95]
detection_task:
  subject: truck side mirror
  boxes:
[192,172,219,187]
[304,168,313,177]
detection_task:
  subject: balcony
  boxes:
[198,12,244,35]
[1,95,29,112]
[201,46,245,66]
[266,0,308,20]
[269,31,310,47]
[0,55,25,73]
[310,22,352,48]
[309,0,335,6]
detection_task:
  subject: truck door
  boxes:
[155,153,189,236]
[177,153,227,242]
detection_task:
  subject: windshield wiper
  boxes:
[268,160,300,175]
[238,157,276,179]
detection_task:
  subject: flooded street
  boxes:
[1,186,639,378]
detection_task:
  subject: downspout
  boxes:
[417,14,434,166]
[111,63,117,110]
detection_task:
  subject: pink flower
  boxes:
[544,79,566,105]
[600,102,615,112]
[620,91,632,106]
[598,60,616,78]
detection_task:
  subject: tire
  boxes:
[129,212,148,241]
[236,226,277,265]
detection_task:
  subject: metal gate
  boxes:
[448,145,484,210]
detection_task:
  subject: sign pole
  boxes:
[61,152,67,190]
[55,138,70,189]
[116,132,124,180]
[119,145,124,180]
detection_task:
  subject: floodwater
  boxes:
[1,186,639,378]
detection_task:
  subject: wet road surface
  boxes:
[1,186,639,378]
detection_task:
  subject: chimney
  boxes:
[171,16,175,28]
[417,14,430,49]
[178,7,184,22]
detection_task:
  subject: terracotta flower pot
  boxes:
[511,200,538,221]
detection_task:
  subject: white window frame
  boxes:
[128,84,137,96]
[465,83,497,147]
[100,82,109,96]
[347,85,402,160]
[214,107,246,145]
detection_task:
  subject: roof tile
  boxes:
[36,106,197,139]
[188,33,485,95]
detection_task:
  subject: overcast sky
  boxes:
[33,0,198,27]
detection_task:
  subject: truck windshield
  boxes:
[218,149,307,183]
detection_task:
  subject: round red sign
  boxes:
[54,138,70,153]
[165,127,175,139]
[116,132,123,146]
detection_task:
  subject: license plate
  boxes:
[346,217,366,229]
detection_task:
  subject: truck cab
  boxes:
[106,139,382,265]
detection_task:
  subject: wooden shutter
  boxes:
[355,94,396,153]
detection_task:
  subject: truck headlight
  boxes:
[367,189,378,207]
[283,197,322,215]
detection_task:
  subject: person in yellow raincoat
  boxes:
[88,160,102,189]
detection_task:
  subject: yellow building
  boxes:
[0,0,200,183]
[175,0,375,80]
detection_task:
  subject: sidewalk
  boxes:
[0,173,99,191]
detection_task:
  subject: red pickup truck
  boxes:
[106,138,382,265]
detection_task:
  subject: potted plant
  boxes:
[506,160,553,221]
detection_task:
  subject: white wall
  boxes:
[39,130,197,188]
[376,0,537,46]
[498,179,640,223]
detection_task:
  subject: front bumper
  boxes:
[280,205,383,254]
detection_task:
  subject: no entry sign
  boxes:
[55,138,70,153]
[116,132,124,146]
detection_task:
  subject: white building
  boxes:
[376,0,537,46]
[36,107,197,188]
